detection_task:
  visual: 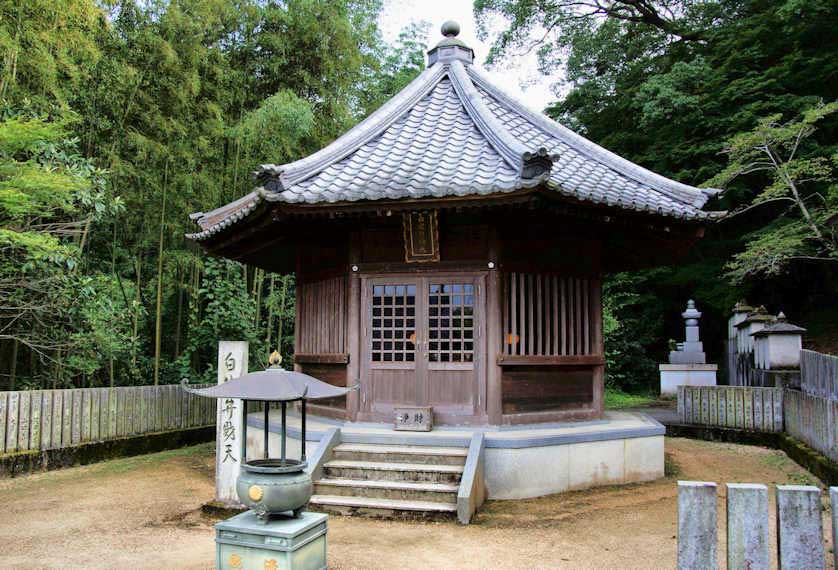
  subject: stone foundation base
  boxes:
[660,364,718,396]
[215,511,327,570]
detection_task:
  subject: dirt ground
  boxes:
[0,438,833,570]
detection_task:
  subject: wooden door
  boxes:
[361,278,422,418]
[424,276,484,422]
[360,274,485,423]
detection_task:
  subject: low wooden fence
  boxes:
[677,386,783,432]
[801,349,838,399]
[0,384,215,456]
[679,480,831,569]
[784,389,838,462]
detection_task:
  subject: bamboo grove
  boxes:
[0,0,428,389]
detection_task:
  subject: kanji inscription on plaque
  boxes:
[394,406,433,431]
[402,210,439,263]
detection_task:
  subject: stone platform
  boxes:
[246,411,664,500]
[659,363,718,396]
[215,511,327,570]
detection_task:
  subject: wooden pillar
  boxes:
[486,228,503,424]
[293,251,303,373]
[346,231,362,421]
[591,276,604,416]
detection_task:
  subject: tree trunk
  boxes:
[153,161,169,386]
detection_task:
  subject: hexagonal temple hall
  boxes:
[189,23,723,516]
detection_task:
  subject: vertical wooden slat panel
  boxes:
[28,391,42,450]
[551,276,559,356]
[582,278,590,354]
[535,275,542,356]
[510,273,518,356]
[90,388,100,441]
[59,390,70,446]
[0,391,7,454]
[81,389,92,442]
[560,278,566,355]
[526,274,533,355]
[743,389,753,430]
[71,389,82,444]
[6,392,19,453]
[773,390,783,433]
[17,391,30,451]
[40,391,52,450]
[51,391,63,448]
[754,389,763,431]
[576,278,583,355]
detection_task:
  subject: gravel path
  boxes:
[0,438,831,569]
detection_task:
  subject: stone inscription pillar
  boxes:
[216,340,249,505]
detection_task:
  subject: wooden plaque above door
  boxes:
[402,210,440,263]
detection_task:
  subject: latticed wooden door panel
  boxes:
[371,284,417,363]
[428,283,475,364]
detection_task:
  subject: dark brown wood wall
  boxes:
[500,273,598,357]
[497,271,604,420]
[297,275,347,355]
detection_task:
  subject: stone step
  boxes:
[332,443,468,465]
[314,478,459,502]
[309,494,456,520]
[323,460,464,484]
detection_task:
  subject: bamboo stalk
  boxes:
[153,161,169,386]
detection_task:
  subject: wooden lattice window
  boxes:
[371,285,416,362]
[429,283,475,363]
[502,273,599,356]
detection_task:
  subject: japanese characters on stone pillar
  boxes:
[216,341,248,505]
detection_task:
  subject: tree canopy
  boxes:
[0,0,427,389]
[478,0,837,387]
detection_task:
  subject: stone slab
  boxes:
[776,485,824,569]
[726,483,769,570]
[215,511,327,570]
[678,481,717,570]
[831,487,838,570]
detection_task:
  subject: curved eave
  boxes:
[466,66,721,209]
[187,183,725,244]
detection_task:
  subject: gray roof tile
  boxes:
[189,57,722,241]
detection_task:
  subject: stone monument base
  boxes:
[660,363,718,396]
[215,511,327,570]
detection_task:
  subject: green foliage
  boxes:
[178,258,258,383]
[0,0,426,388]
[604,387,657,409]
[233,90,314,164]
[710,102,838,282]
[479,0,838,389]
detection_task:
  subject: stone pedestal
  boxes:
[215,511,327,570]
[660,363,718,396]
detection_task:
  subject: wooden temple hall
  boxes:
[188,22,721,429]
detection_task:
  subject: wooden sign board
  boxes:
[402,210,439,263]
[394,406,433,431]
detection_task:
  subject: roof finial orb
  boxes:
[441,20,460,38]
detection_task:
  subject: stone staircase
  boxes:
[309,442,467,519]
